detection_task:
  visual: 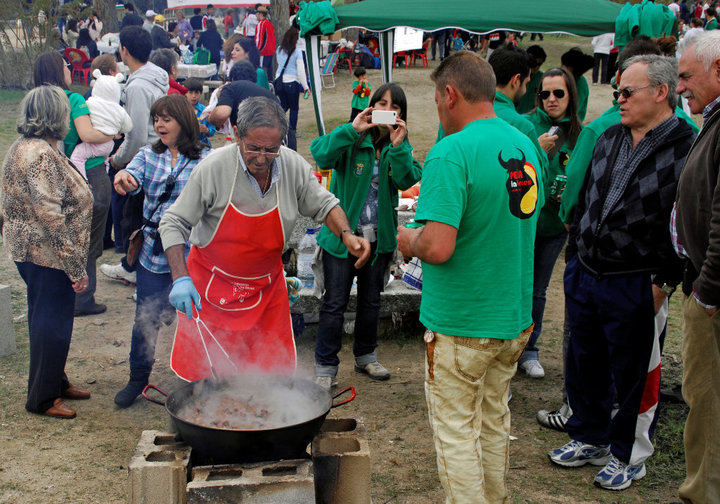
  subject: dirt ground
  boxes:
[0,36,691,504]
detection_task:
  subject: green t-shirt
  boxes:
[415,118,544,339]
[350,80,371,110]
[516,70,544,114]
[63,90,105,170]
[706,18,718,30]
[576,75,589,123]
[256,68,269,89]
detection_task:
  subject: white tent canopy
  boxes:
[166,0,268,9]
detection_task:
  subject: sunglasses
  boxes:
[157,174,177,205]
[613,84,656,101]
[539,89,565,100]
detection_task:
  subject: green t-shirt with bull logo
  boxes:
[414,118,544,339]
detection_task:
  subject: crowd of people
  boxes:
[1,3,719,503]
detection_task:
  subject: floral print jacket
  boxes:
[1,138,93,282]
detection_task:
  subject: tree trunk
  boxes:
[271,0,290,43]
[95,0,118,33]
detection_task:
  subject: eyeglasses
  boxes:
[613,84,657,101]
[241,140,281,159]
[539,89,566,100]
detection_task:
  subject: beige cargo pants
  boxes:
[425,328,531,504]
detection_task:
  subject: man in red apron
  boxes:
[159,97,370,381]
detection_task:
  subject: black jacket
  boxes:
[569,119,695,283]
[675,105,720,305]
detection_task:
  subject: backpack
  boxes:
[193,47,211,65]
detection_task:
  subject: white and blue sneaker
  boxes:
[593,455,646,490]
[548,439,611,468]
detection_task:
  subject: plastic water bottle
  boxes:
[297,227,319,289]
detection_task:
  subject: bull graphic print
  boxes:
[498,149,539,219]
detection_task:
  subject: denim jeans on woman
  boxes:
[128,264,175,374]
[519,231,568,364]
[277,81,301,151]
[315,244,392,378]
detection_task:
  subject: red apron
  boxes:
[171,179,296,382]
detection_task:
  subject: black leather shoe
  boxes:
[74,303,107,317]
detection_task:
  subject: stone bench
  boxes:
[291,279,421,315]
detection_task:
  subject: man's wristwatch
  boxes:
[341,229,353,238]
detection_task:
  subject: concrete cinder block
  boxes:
[0,284,16,357]
[319,417,366,436]
[187,459,315,504]
[128,430,191,504]
[312,434,371,504]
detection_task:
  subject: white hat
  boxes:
[145,9,157,18]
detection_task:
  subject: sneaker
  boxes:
[537,402,572,432]
[354,361,390,380]
[594,455,646,490]
[314,376,337,391]
[519,359,545,378]
[99,263,136,285]
[548,439,611,468]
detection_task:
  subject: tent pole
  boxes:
[379,31,394,83]
[305,35,326,137]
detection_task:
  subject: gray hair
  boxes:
[16,85,70,140]
[150,48,177,75]
[689,30,720,71]
[235,97,288,139]
[621,54,679,109]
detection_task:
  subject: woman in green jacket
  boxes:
[520,67,582,379]
[310,83,422,389]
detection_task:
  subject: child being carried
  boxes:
[70,69,133,176]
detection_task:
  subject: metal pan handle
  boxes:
[142,384,169,406]
[331,386,356,408]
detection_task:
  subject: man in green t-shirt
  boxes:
[488,46,548,173]
[397,51,544,504]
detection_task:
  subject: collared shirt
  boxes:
[702,94,720,122]
[600,114,679,222]
[124,145,209,273]
[237,145,280,198]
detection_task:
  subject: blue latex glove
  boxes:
[286,276,301,306]
[169,276,202,319]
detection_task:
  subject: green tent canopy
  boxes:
[334,0,623,36]
[304,0,624,136]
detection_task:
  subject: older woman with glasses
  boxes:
[1,85,93,419]
[518,67,582,379]
[111,95,210,408]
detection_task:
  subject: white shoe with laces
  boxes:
[537,402,572,432]
[354,361,390,380]
[519,359,545,378]
[99,263,136,285]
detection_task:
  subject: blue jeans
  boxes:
[16,262,75,413]
[315,246,391,377]
[277,81,301,151]
[128,264,175,373]
[520,231,568,363]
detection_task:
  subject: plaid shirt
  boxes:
[600,115,679,223]
[124,145,209,273]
